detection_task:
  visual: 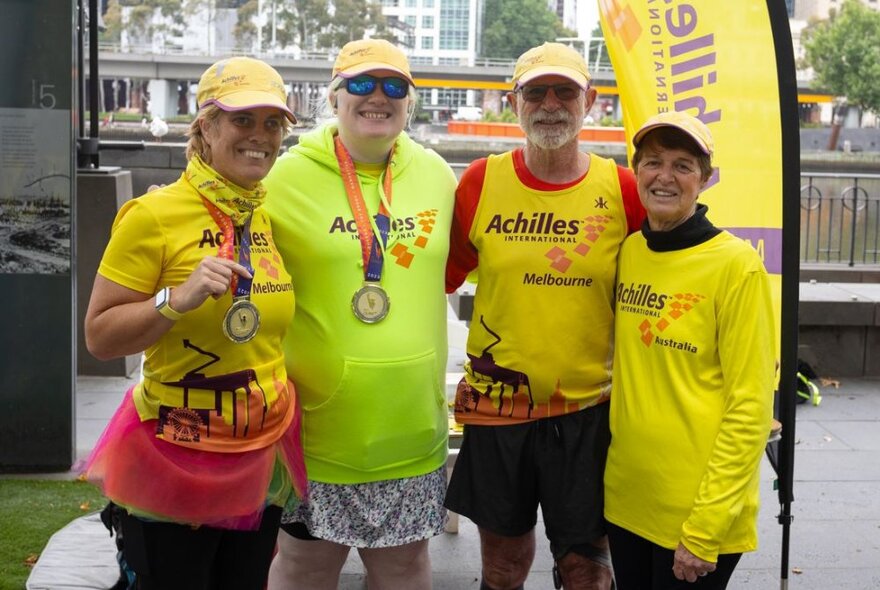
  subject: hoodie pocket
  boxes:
[304,350,446,473]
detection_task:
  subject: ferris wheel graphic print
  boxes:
[157,339,269,442]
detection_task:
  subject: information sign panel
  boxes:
[0,0,75,471]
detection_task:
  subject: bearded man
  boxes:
[444,42,644,590]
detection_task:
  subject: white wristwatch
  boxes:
[155,287,184,321]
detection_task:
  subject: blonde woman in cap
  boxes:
[444,42,645,589]
[264,39,456,589]
[82,57,306,589]
[604,111,774,588]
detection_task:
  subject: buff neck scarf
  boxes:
[185,154,267,226]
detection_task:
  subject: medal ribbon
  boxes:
[202,197,254,297]
[334,135,394,282]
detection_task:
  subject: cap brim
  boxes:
[633,123,712,155]
[515,66,589,90]
[337,63,414,85]
[204,91,297,124]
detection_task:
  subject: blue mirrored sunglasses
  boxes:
[343,75,410,100]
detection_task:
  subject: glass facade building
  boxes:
[439,0,470,50]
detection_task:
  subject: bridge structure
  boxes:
[86,46,831,119]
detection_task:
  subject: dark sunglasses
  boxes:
[342,75,410,100]
[518,83,582,103]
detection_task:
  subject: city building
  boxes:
[548,0,578,32]
[379,0,483,115]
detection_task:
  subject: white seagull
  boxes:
[149,116,169,142]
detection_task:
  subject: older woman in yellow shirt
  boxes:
[604,112,775,589]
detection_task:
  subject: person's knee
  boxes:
[556,540,613,590]
[267,550,296,590]
[480,564,529,590]
[360,541,429,576]
[360,541,432,588]
[268,530,348,590]
[480,530,534,589]
[480,578,524,590]
[482,559,529,590]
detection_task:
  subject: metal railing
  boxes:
[801,172,880,265]
[95,42,618,74]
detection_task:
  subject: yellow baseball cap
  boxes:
[633,111,714,155]
[197,57,296,123]
[332,39,414,85]
[512,42,591,90]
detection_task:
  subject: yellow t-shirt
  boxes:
[98,175,295,452]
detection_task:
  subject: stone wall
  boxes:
[798,282,880,377]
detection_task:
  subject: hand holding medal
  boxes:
[158,255,254,323]
[203,198,261,343]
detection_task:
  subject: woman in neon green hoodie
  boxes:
[264,39,457,589]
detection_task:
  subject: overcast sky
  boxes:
[577,0,600,37]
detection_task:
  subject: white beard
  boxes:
[522,111,580,150]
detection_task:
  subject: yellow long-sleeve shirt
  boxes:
[604,228,774,562]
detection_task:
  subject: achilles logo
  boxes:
[616,282,668,310]
[634,292,706,352]
[485,212,579,235]
[329,216,416,233]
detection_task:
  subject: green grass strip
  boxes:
[0,479,106,589]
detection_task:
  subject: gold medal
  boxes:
[222,298,260,343]
[352,283,390,323]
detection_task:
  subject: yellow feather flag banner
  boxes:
[599,0,790,348]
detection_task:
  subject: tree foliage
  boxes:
[185,0,220,52]
[287,0,331,50]
[100,0,124,43]
[481,0,503,37]
[480,0,575,59]
[235,0,329,52]
[316,0,391,49]
[102,0,187,46]
[234,0,390,52]
[233,0,259,47]
[802,0,880,117]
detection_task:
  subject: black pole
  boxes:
[75,0,87,168]
[75,0,99,168]
[766,1,801,588]
[849,179,858,266]
[89,0,99,142]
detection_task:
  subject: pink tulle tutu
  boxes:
[83,386,307,531]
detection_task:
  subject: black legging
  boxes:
[608,522,741,590]
[120,505,282,590]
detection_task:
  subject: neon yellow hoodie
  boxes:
[263,123,456,484]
